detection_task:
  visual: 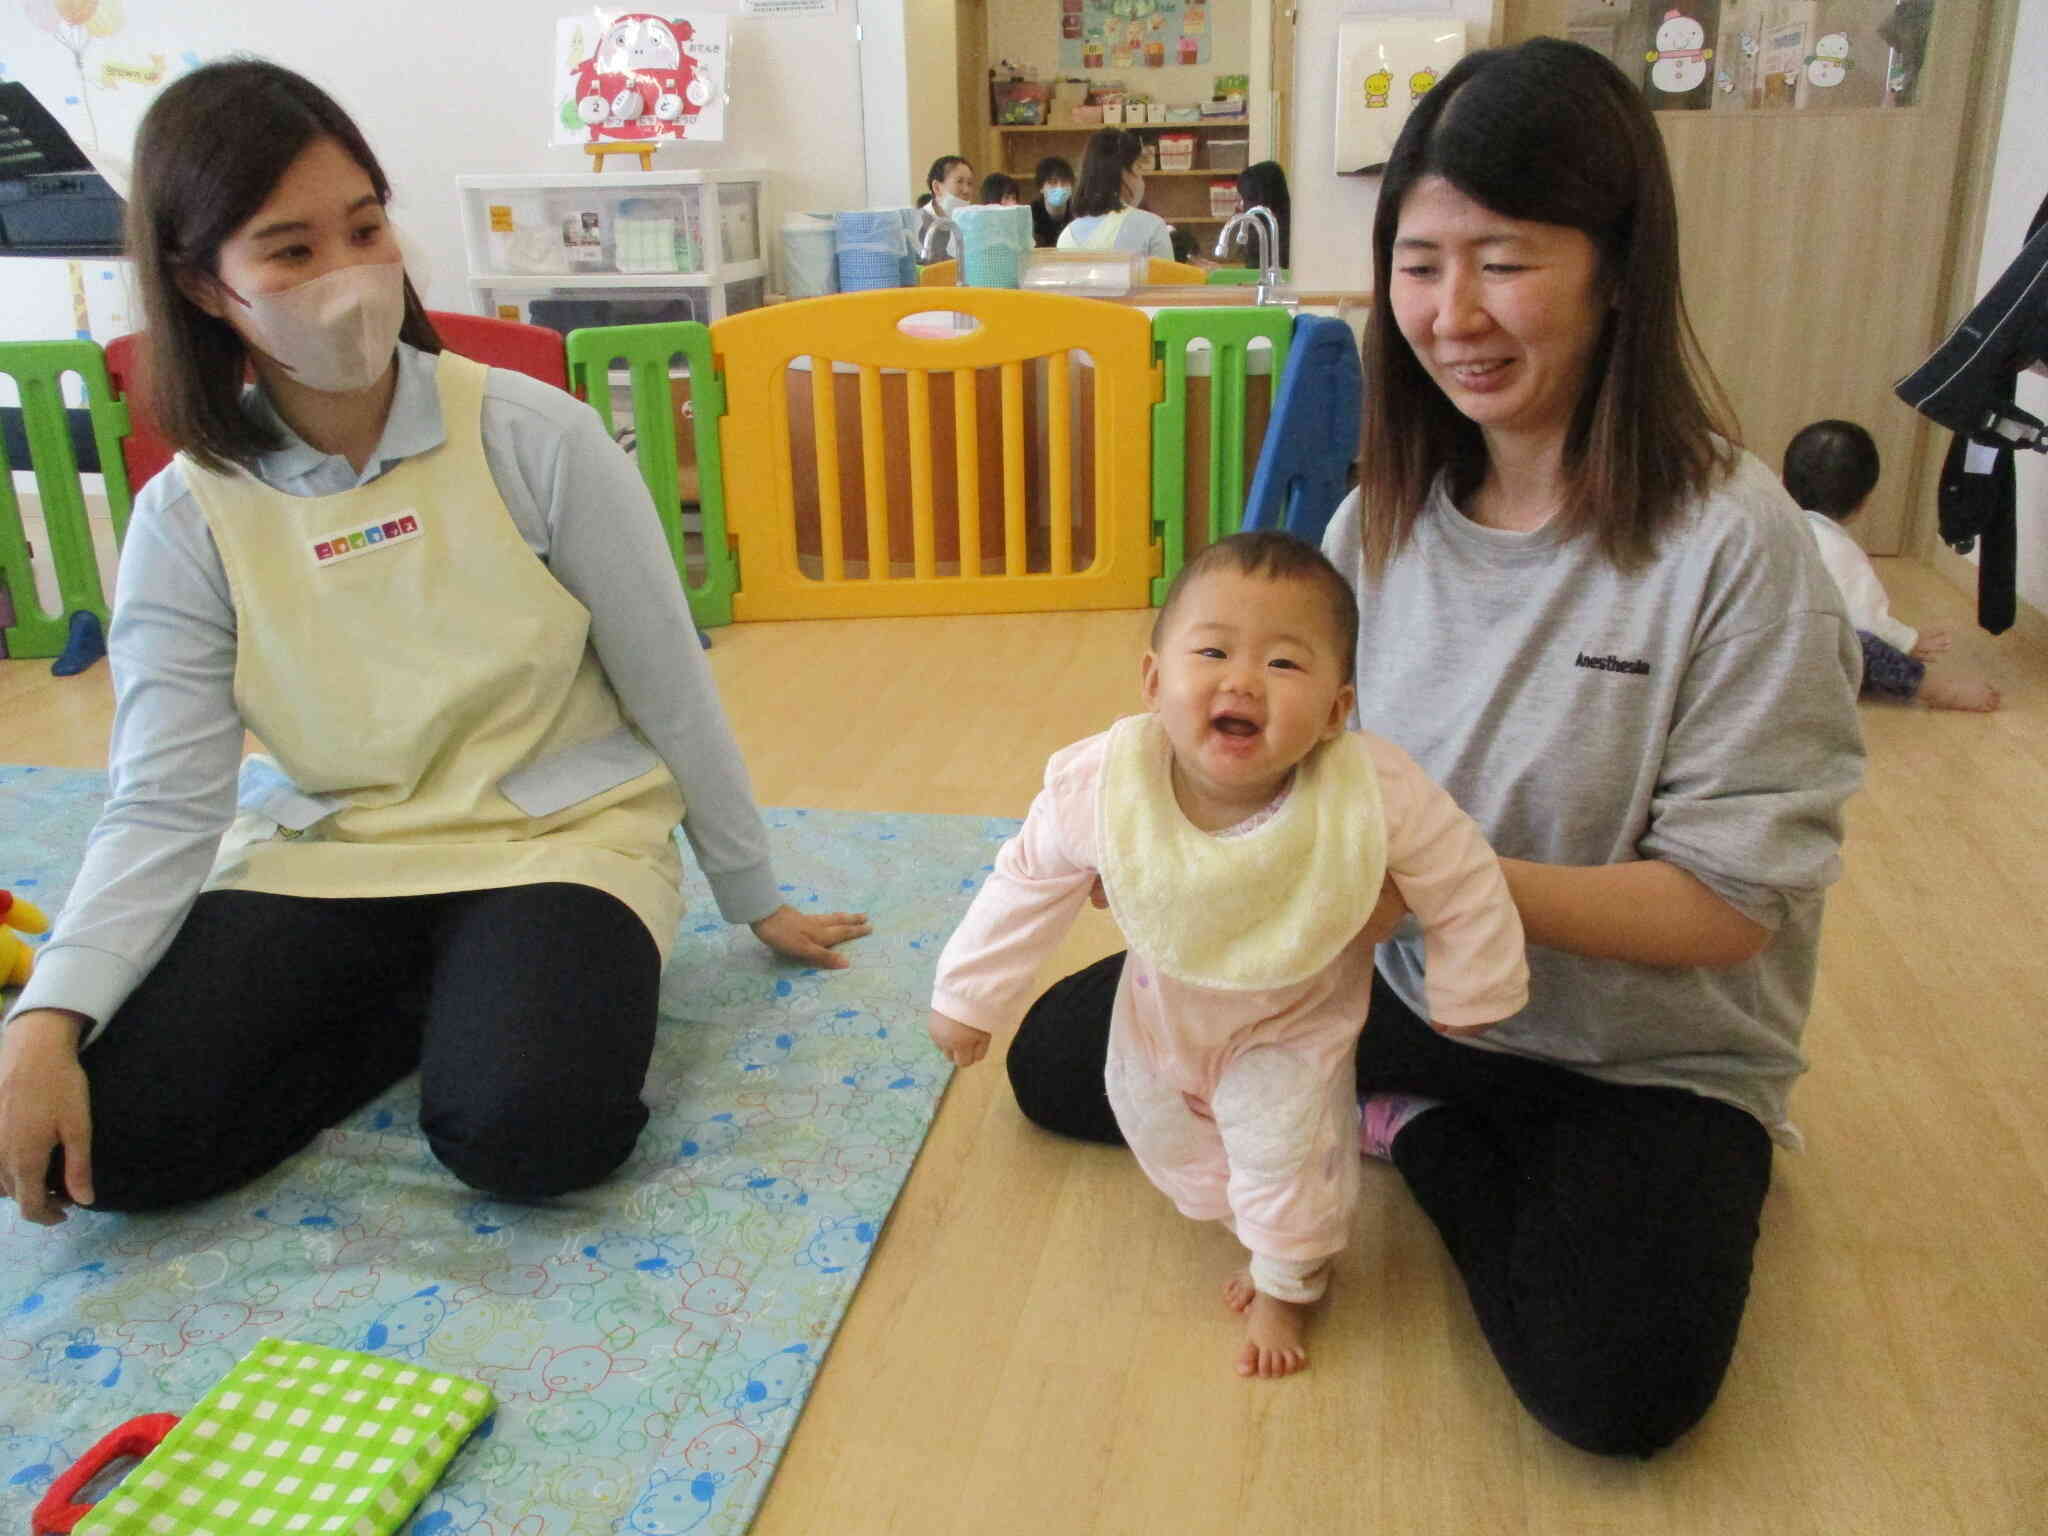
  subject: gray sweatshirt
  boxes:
[1322,450,1865,1144]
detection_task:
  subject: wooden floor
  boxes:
[5,560,2044,1535]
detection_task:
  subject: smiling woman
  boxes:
[1005,38,1866,1458]
[1361,36,1734,568]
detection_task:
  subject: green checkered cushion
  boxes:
[75,1339,495,1536]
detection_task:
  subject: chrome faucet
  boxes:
[1214,207,1284,304]
[920,215,958,263]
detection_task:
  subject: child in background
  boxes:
[979,172,1021,206]
[1030,155,1075,248]
[1786,420,2002,712]
[928,533,1527,1379]
[1235,160,1292,271]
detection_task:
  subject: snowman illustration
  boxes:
[1805,33,1852,89]
[1645,10,1713,94]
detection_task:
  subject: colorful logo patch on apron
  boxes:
[311,513,422,567]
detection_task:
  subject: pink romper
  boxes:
[932,717,1528,1301]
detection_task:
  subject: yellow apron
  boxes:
[184,352,686,956]
[1072,208,1133,251]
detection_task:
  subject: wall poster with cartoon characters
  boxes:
[1058,0,1210,72]
[1565,0,1923,111]
[1332,19,1466,176]
[553,11,730,145]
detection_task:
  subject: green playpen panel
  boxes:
[0,339,134,658]
[1148,307,1293,605]
[565,322,737,629]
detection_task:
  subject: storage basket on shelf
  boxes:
[1208,137,1250,171]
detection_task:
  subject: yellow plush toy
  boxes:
[1,890,49,987]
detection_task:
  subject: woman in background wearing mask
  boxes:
[1234,160,1292,272]
[0,59,869,1229]
[1030,155,1075,248]
[916,154,975,264]
[1056,129,1175,262]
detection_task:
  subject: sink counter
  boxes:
[1095,285,1372,311]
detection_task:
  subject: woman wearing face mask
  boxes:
[1055,129,1175,262]
[0,59,871,1229]
[915,154,975,264]
[1030,155,1075,248]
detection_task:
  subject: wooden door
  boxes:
[1498,0,2010,553]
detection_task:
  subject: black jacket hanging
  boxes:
[1938,428,2017,633]
[1918,190,2048,635]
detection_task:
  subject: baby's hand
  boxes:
[929,1010,991,1067]
[1911,628,1953,661]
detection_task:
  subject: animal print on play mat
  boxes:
[0,764,1009,1536]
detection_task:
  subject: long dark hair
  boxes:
[1073,129,1142,219]
[1235,160,1291,269]
[925,155,970,199]
[126,57,439,474]
[1359,39,1736,577]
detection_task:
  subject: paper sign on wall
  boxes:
[1061,0,1210,72]
[1333,19,1465,175]
[553,11,729,145]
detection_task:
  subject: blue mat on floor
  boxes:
[0,763,1007,1536]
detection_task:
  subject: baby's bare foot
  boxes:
[1223,1272,1256,1313]
[1922,675,2002,712]
[1234,1290,1311,1378]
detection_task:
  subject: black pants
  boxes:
[1007,953,1773,1458]
[73,883,660,1210]
[1858,630,1925,700]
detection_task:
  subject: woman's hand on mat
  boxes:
[928,1010,990,1067]
[0,1008,94,1226]
[750,904,873,968]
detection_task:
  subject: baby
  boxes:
[1787,419,2001,712]
[928,532,1528,1378]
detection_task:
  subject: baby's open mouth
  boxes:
[1211,714,1260,738]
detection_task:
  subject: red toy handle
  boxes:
[33,1414,180,1534]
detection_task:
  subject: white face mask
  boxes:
[936,192,970,217]
[224,259,406,394]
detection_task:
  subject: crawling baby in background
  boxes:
[928,532,1529,1377]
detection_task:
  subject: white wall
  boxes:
[985,0,1252,110]
[858,0,912,209]
[1286,0,1493,292]
[1966,0,2047,618]
[0,0,878,343]
[903,0,961,200]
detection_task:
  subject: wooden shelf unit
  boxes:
[990,120,1250,237]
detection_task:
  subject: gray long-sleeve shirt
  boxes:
[8,345,778,1038]
[1323,450,1866,1144]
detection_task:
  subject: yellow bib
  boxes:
[183,353,686,956]
[1097,714,1387,991]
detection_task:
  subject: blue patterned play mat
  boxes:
[0,764,1008,1536]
